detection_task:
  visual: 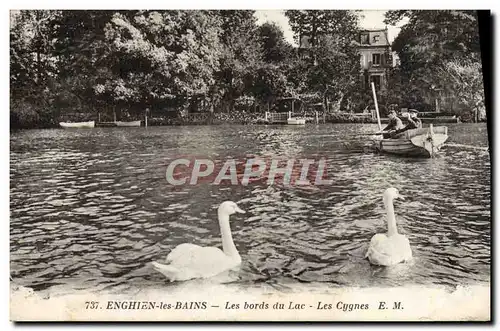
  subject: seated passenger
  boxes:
[392,109,422,136]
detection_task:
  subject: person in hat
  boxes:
[409,109,422,128]
[378,110,404,138]
[392,109,422,136]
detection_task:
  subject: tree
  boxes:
[10,10,61,127]
[211,10,263,113]
[285,10,361,111]
[385,10,484,119]
[53,10,116,116]
[246,63,288,106]
[257,22,293,63]
[101,10,224,115]
[437,59,485,121]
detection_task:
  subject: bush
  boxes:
[325,112,373,124]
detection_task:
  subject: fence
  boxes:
[264,111,326,124]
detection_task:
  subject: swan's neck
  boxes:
[218,212,239,257]
[384,197,398,236]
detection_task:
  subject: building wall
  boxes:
[359,47,391,69]
[298,30,394,91]
[358,29,393,91]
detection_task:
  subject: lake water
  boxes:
[10,123,491,294]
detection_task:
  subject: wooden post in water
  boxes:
[315,111,319,124]
[288,111,291,119]
[145,109,148,128]
[265,112,268,121]
[98,112,101,123]
[371,82,382,131]
[113,106,117,123]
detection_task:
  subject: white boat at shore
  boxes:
[287,118,306,125]
[115,120,141,127]
[59,121,95,128]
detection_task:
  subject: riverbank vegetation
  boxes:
[10,10,485,128]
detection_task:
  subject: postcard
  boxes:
[10,9,491,322]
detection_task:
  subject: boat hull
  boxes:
[374,125,448,158]
[287,118,306,125]
[115,120,142,127]
[60,121,95,128]
[375,139,434,157]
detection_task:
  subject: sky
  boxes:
[254,10,409,45]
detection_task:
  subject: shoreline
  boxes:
[10,112,481,130]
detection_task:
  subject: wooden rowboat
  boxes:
[287,118,306,125]
[59,121,95,128]
[373,124,448,158]
[115,120,142,127]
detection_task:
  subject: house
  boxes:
[358,28,393,91]
[298,28,394,92]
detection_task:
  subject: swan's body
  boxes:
[152,201,245,282]
[366,188,412,266]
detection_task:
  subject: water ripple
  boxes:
[10,124,490,291]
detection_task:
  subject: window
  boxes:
[372,34,380,43]
[372,53,381,66]
[300,35,311,48]
[360,33,369,44]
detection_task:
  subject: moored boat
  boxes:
[373,125,448,158]
[59,121,95,128]
[287,118,306,125]
[115,120,142,127]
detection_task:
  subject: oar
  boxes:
[371,82,383,131]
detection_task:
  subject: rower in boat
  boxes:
[377,110,403,139]
[389,109,422,138]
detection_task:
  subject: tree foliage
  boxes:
[385,10,484,120]
[285,10,361,111]
[12,10,482,128]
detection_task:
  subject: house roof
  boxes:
[360,28,388,33]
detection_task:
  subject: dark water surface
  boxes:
[10,123,490,293]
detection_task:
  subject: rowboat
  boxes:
[373,124,448,158]
[287,118,306,125]
[59,121,95,128]
[115,120,141,127]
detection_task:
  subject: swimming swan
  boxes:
[151,201,246,281]
[365,188,412,266]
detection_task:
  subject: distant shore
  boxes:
[11,111,482,130]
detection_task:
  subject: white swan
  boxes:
[365,188,412,266]
[151,201,246,282]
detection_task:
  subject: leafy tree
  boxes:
[10,10,61,127]
[257,22,293,63]
[211,10,263,112]
[437,59,485,121]
[53,10,116,116]
[101,10,224,115]
[246,64,288,106]
[385,10,484,120]
[285,10,361,111]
